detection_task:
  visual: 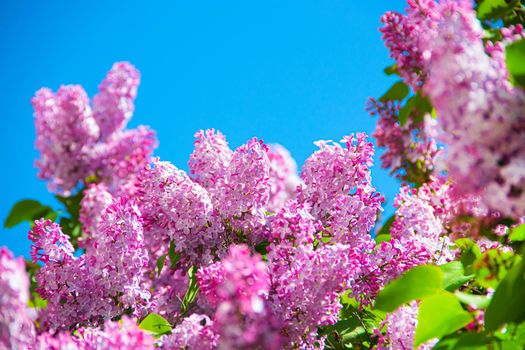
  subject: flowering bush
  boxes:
[2,0,525,349]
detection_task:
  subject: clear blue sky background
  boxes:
[0,1,405,258]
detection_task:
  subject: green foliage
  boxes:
[455,291,490,309]
[473,248,516,289]
[323,295,384,349]
[415,291,472,347]
[180,266,199,317]
[55,190,84,248]
[440,261,474,292]
[397,92,433,126]
[383,64,398,76]
[485,255,525,331]
[4,199,57,229]
[477,0,516,20]
[375,265,443,312]
[379,81,409,103]
[506,39,525,88]
[168,241,181,269]
[139,313,172,337]
[454,238,482,274]
[433,332,489,350]
[509,223,525,242]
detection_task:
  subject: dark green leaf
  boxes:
[433,332,489,350]
[180,266,199,316]
[485,257,525,331]
[156,255,167,277]
[139,313,172,336]
[477,0,515,20]
[509,224,525,241]
[375,234,391,245]
[379,81,409,102]
[375,265,443,312]
[440,261,474,291]
[4,200,56,228]
[506,39,525,88]
[415,291,472,347]
[383,64,398,76]
[168,241,180,269]
[398,95,416,126]
[455,291,491,309]
[377,215,395,237]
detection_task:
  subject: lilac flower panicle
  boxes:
[267,144,302,213]
[161,314,218,350]
[189,129,233,193]
[137,159,216,264]
[0,247,35,349]
[32,62,158,196]
[29,197,150,330]
[92,62,141,139]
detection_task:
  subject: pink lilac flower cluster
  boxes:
[32,62,157,196]
[198,245,282,350]
[367,98,441,184]
[0,247,36,349]
[28,197,150,331]
[375,301,437,350]
[34,317,153,350]
[381,0,525,217]
[161,314,218,350]
[0,246,154,349]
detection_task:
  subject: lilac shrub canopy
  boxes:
[2,0,525,349]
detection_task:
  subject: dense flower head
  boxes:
[348,238,432,305]
[32,62,157,196]
[33,85,100,194]
[189,129,233,192]
[79,183,113,248]
[0,247,36,349]
[29,197,150,330]
[217,138,272,243]
[367,98,441,183]
[198,245,282,349]
[267,243,351,348]
[267,144,302,213]
[137,158,216,264]
[269,200,316,246]
[92,62,141,139]
[161,314,218,350]
[34,317,154,350]
[298,133,380,218]
[382,0,525,217]
[375,301,437,350]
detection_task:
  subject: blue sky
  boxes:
[0,1,405,258]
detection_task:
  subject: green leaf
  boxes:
[375,234,391,245]
[4,200,57,228]
[375,265,444,312]
[180,266,199,317]
[398,95,416,126]
[28,293,48,309]
[440,261,474,291]
[474,248,516,289]
[377,215,395,237]
[168,241,180,269]
[139,313,172,336]
[415,291,473,347]
[485,256,525,331]
[455,291,491,309]
[156,254,167,277]
[433,332,489,350]
[477,0,515,20]
[509,224,525,241]
[379,81,409,102]
[454,238,481,274]
[383,64,398,76]
[506,40,525,88]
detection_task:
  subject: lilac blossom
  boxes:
[0,247,36,349]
